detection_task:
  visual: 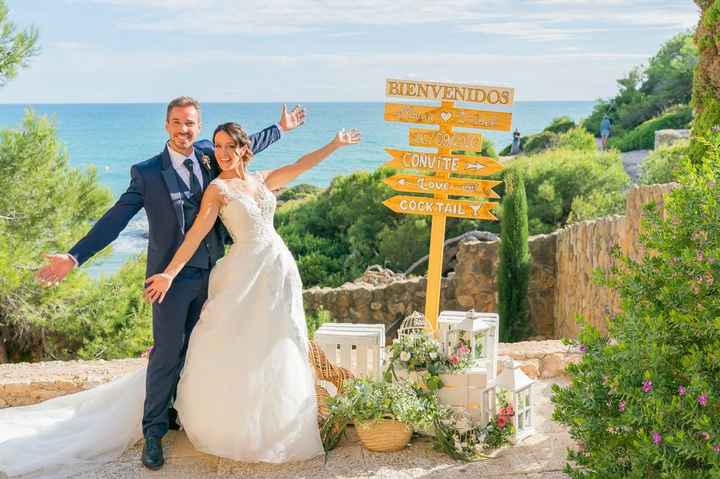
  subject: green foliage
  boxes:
[555,127,597,152]
[275,169,496,287]
[306,307,331,339]
[689,1,720,165]
[567,189,627,224]
[503,148,630,234]
[328,377,432,428]
[497,170,531,342]
[609,104,693,152]
[551,135,720,477]
[0,114,154,361]
[0,1,39,87]
[640,140,690,184]
[544,116,576,134]
[277,183,322,203]
[522,131,557,154]
[584,32,697,136]
[500,118,587,156]
[384,333,472,392]
[452,138,498,159]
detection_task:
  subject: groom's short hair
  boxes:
[166,96,201,121]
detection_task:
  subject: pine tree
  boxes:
[497,169,532,342]
[0,0,39,87]
[689,0,720,163]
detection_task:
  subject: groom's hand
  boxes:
[278,104,305,133]
[36,253,76,286]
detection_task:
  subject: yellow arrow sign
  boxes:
[383,196,498,220]
[386,79,515,106]
[409,128,484,150]
[383,174,501,198]
[384,103,512,132]
[383,148,503,176]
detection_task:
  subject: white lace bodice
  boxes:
[212,172,277,244]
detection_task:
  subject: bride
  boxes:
[0,123,361,478]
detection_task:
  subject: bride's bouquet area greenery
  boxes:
[322,330,513,461]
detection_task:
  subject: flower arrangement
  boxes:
[384,332,472,391]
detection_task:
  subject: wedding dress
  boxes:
[0,172,324,478]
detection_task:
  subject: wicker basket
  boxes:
[355,419,413,452]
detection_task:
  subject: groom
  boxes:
[36,97,306,470]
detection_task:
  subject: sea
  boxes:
[0,101,595,277]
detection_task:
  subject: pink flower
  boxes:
[642,380,653,393]
[678,385,687,397]
[700,432,711,441]
[618,400,626,412]
[497,415,508,429]
[578,344,588,353]
[651,431,662,445]
[450,355,460,365]
[698,393,709,407]
[714,444,720,453]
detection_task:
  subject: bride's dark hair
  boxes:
[213,122,253,163]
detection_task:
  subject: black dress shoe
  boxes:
[142,437,164,470]
[168,407,181,431]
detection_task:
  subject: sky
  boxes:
[2,0,700,103]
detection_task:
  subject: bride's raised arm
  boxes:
[263,129,360,191]
[144,184,224,304]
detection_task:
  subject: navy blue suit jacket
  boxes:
[69,125,281,277]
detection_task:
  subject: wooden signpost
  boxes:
[382,79,514,333]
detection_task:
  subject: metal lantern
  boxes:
[397,311,427,339]
[496,359,535,442]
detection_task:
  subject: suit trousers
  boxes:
[142,266,210,439]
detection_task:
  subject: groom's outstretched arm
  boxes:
[69,165,145,265]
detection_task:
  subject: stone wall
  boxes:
[303,183,677,339]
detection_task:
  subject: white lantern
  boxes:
[496,359,535,442]
[439,310,498,380]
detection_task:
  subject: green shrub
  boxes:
[544,116,576,134]
[551,135,720,478]
[609,104,693,152]
[503,148,630,234]
[497,169,531,342]
[640,140,690,184]
[555,127,597,152]
[523,131,558,154]
[277,183,322,203]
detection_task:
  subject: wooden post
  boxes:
[424,100,455,334]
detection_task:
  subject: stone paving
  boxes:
[62,379,573,479]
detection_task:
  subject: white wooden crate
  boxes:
[438,368,496,424]
[314,323,385,381]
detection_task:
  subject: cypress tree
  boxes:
[497,169,532,342]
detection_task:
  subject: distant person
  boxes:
[600,115,611,150]
[510,128,521,155]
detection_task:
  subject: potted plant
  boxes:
[323,378,430,452]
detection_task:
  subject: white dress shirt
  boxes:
[166,143,204,192]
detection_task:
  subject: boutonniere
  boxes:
[200,154,212,171]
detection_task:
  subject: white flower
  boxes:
[429,351,438,360]
[399,351,411,362]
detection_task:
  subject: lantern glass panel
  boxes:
[473,331,486,360]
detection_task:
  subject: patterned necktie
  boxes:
[183,158,202,196]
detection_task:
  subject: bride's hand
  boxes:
[333,128,361,147]
[144,273,173,304]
